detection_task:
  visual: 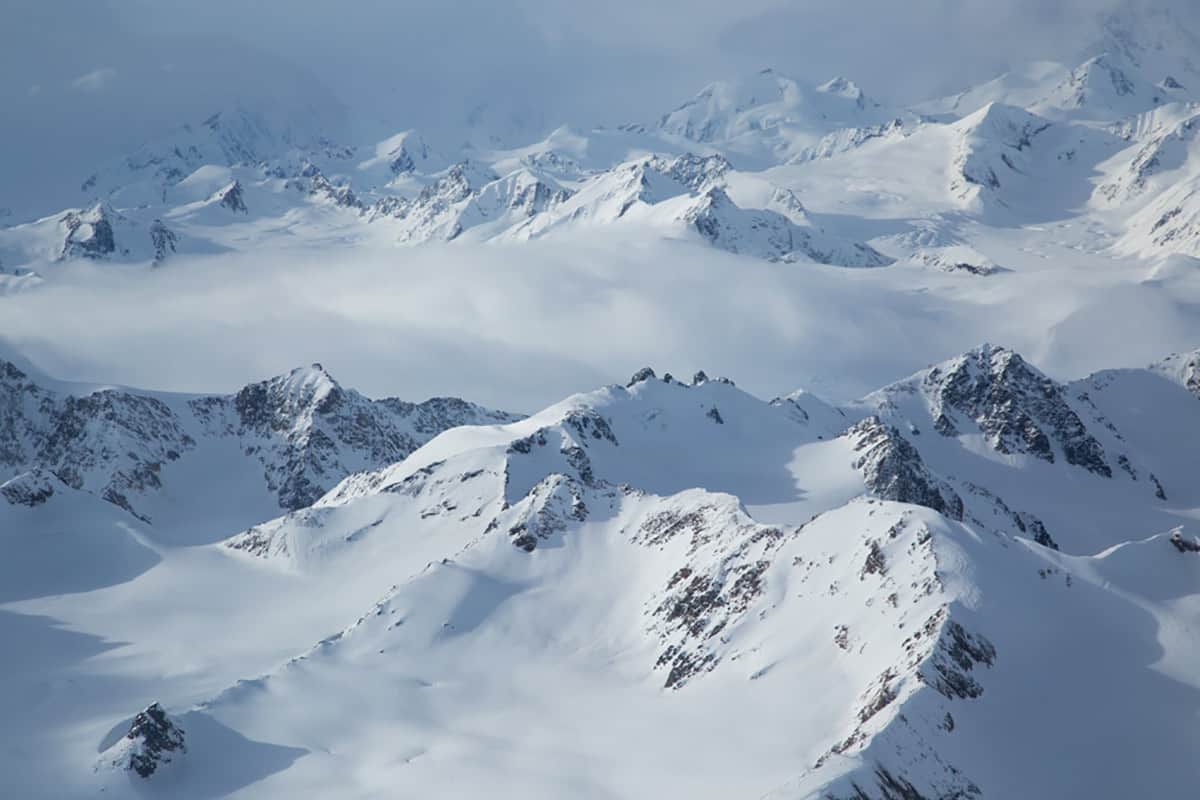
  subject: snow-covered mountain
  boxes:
[5,343,1200,798]
[5,13,1200,278]
[0,357,519,535]
[7,8,1200,799]
[644,69,917,166]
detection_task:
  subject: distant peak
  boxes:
[284,361,336,384]
[818,76,860,94]
[627,367,656,387]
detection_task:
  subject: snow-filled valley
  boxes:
[5,3,1200,798]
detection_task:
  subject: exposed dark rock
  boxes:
[1025,516,1059,550]
[627,367,657,387]
[2,358,517,518]
[849,417,964,520]
[507,474,588,552]
[922,346,1112,477]
[856,668,899,724]
[149,219,177,265]
[0,365,194,521]
[309,172,360,209]
[562,410,619,446]
[0,469,57,506]
[639,501,790,688]
[122,703,186,778]
[860,539,888,579]
[59,204,117,260]
[196,365,519,510]
[923,618,996,699]
[1151,473,1167,500]
[506,430,548,456]
[1170,530,1200,553]
[213,180,248,213]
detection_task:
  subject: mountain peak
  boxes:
[898,344,1114,476]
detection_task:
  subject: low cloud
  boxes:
[3,239,1196,412]
[70,66,117,92]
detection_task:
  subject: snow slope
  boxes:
[3,345,1200,798]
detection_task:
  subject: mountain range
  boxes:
[4,5,1200,800]
[4,340,1200,797]
[5,7,1200,288]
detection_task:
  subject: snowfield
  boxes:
[4,346,1200,799]
[5,4,1200,799]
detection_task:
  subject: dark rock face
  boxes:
[921,615,997,700]
[149,220,178,265]
[960,481,1058,548]
[849,417,964,520]
[123,703,186,778]
[0,469,57,506]
[505,474,589,552]
[309,173,360,209]
[192,365,521,511]
[1169,530,1200,553]
[1161,351,1200,398]
[386,137,430,175]
[649,153,732,191]
[507,177,571,217]
[639,504,789,689]
[562,410,619,446]
[924,346,1111,477]
[0,361,194,521]
[627,367,657,387]
[59,204,117,260]
[837,764,981,800]
[2,359,519,518]
[214,180,248,213]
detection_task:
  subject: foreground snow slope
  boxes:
[3,345,1200,798]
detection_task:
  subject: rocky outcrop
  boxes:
[0,360,194,521]
[190,363,520,510]
[1154,350,1200,398]
[1,359,519,519]
[638,500,790,689]
[848,417,964,519]
[922,345,1112,476]
[0,468,58,506]
[149,220,177,265]
[106,703,186,779]
[503,474,590,552]
[58,204,118,260]
[212,180,248,213]
[1169,529,1200,553]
